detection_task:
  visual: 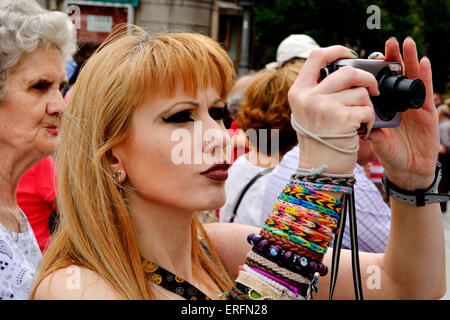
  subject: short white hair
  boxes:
[0,0,77,100]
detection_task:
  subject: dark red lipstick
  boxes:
[200,162,230,181]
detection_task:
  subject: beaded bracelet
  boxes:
[248,243,328,279]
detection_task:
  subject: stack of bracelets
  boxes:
[226,170,356,300]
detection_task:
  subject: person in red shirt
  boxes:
[17,156,58,253]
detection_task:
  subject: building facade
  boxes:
[39,0,245,67]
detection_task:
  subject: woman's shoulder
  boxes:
[33,265,124,300]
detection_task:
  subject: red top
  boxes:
[228,120,249,163]
[17,156,57,253]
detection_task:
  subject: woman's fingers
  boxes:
[368,52,385,60]
[419,57,436,111]
[385,37,403,64]
[349,105,375,131]
[317,66,379,96]
[292,45,358,88]
[329,87,373,107]
[403,37,420,79]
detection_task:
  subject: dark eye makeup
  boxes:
[162,110,195,123]
[208,106,226,120]
[162,106,226,123]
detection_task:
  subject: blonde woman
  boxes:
[31,26,445,300]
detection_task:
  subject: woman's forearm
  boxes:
[382,199,446,299]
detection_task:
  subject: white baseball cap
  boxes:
[265,34,320,69]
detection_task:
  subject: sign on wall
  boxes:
[66,1,134,43]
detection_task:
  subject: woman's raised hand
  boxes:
[368,37,439,190]
[288,45,379,174]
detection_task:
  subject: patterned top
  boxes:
[0,210,42,300]
[261,145,391,253]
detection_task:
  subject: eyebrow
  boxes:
[167,98,225,111]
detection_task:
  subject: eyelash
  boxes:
[162,107,226,123]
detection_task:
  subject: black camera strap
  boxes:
[329,189,363,300]
[230,167,274,223]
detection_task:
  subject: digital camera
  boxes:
[320,59,426,128]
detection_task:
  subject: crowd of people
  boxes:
[0,0,448,300]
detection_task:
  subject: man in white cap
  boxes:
[265,34,320,69]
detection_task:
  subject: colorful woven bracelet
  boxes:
[262,225,328,254]
[274,201,338,228]
[265,216,331,247]
[267,212,333,244]
[259,229,324,262]
[281,187,344,215]
[269,210,334,235]
[292,174,356,187]
[278,193,341,220]
[291,179,353,194]
[284,184,343,205]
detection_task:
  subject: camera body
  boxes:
[321,59,426,128]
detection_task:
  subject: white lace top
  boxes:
[0,210,42,300]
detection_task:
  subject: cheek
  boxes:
[123,136,226,210]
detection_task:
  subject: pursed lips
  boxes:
[200,162,230,181]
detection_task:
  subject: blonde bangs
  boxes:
[131,32,236,102]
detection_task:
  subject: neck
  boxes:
[0,149,42,231]
[128,193,195,282]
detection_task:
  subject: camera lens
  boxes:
[378,75,426,112]
[395,78,426,109]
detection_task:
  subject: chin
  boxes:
[196,193,226,212]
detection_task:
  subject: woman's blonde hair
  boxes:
[30,25,236,299]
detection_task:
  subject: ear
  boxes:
[106,147,127,183]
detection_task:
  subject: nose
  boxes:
[46,90,65,118]
[203,122,231,163]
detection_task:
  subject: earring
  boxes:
[113,169,124,183]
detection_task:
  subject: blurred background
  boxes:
[39,0,449,96]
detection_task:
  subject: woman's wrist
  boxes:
[383,170,435,192]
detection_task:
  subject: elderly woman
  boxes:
[30,24,444,300]
[0,0,76,299]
